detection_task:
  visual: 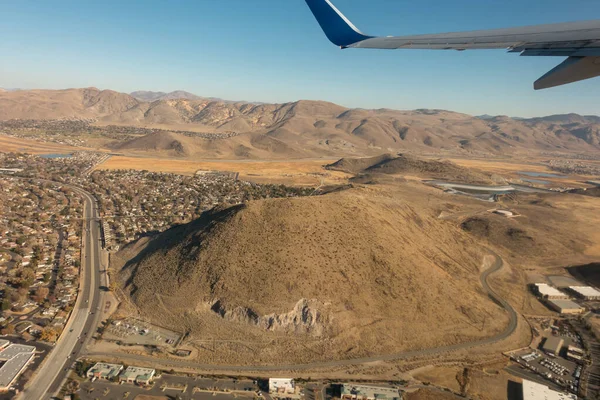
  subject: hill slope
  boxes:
[2,88,600,156]
[327,154,495,184]
[115,187,509,365]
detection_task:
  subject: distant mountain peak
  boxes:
[130,90,203,102]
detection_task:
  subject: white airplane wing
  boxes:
[304,0,600,89]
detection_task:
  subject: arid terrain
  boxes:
[2,88,600,399]
[1,88,600,161]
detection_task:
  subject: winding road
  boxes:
[87,251,518,372]
[19,185,105,400]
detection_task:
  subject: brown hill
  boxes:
[327,154,494,184]
[115,186,510,365]
[112,131,193,156]
[0,87,138,120]
[2,88,600,157]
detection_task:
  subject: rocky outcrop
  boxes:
[209,298,328,336]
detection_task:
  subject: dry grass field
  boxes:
[98,155,350,186]
[0,135,83,154]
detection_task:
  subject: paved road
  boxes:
[88,251,518,372]
[19,186,105,400]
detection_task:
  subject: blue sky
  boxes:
[0,0,598,117]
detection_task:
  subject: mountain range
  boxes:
[0,87,599,157]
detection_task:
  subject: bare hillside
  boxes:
[115,186,511,365]
[2,88,600,157]
[327,154,494,184]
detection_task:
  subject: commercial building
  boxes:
[542,336,564,356]
[341,385,401,400]
[86,363,123,381]
[119,366,156,385]
[269,378,295,395]
[568,286,600,301]
[567,345,585,362]
[0,344,36,392]
[522,379,576,399]
[547,299,584,314]
[533,284,569,300]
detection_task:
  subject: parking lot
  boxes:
[76,374,259,400]
[103,318,182,348]
[510,348,580,393]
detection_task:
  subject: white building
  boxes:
[269,378,295,394]
[0,344,36,392]
[522,379,576,400]
[119,366,156,385]
[533,284,568,300]
[568,286,600,300]
[547,299,584,314]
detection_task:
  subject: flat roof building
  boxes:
[86,363,123,381]
[568,286,600,300]
[341,385,401,400]
[533,284,569,300]
[0,343,35,392]
[547,299,584,314]
[542,336,564,356]
[269,378,295,395]
[522,379,576,399]
[119,366,156,385]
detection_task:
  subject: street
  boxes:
[19,187,105,400]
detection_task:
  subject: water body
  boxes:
[521,178,550,185]
[518,171,566,179]
[40,153,73,159]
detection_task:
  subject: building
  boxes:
[522,379,576,399]
[567,345,585,362]
[542,336,564,356]
[86,363,123,381]
[0,344,36,392]
[547,299,584,314]
[494,210,514,217]
[119,366,156,385]
[568,286,600,301]
[533,284,569,300]
[269,378,295,394]
[341,385,401,400]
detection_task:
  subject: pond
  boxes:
[40,153,73,159]
[518,171,566,178]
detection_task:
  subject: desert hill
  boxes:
[130,90,203,102]
[1,88,600,156]
[115,186,512,365]
[327,154,495,184]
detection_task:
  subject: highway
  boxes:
[87,251,519,373]
[19,186,105,400]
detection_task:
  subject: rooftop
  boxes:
[534,284,566,297]
[522,379,576,399]
[569,286,600,297]
[0,343,36,389]
[0,344,35,361]
[341,384,400,400]
[120,366,155,380]
[548,299,583,310]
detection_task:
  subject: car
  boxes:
[69,328,73,332]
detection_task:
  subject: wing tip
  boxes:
[305,0,372,47]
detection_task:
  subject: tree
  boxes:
[1,325,15,335]
[39,327,58,342]
[34,287,49,303]
[1,299,11,311]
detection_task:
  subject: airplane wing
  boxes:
[304,0,600,89]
